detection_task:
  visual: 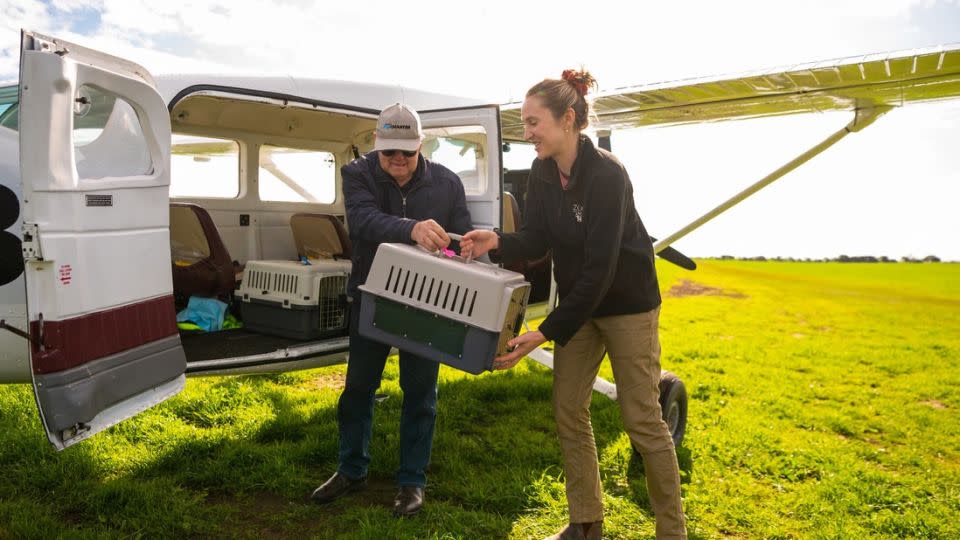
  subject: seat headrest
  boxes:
[502,192,520,234]
[170,204,212,263]
[290,213,351,259]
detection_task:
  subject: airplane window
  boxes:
[502,141,537,171]
[421,126,486,195]
[170,135,240,198]
[0,85,17,131]
[72,85,153,179]
[258,145,336,203]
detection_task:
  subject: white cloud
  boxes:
[0,0,57,80]
[50,0,106,12]
[5,0,957,98]
[1,0,958,258]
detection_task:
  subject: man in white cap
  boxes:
[311,103,473,516]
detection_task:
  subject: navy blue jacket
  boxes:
[343,151,473,298]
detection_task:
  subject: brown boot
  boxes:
[544,521,603,540]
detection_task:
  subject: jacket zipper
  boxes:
[391,181,423,218]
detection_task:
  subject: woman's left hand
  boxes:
[493,331,547,370]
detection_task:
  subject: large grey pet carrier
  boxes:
[239,259,351,340]
[357,243,530,374]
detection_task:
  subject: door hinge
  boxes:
[28,34,69,56]
[62,423,90,442]
[21,223,42,261]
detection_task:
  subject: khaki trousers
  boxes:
[553,306,687,539]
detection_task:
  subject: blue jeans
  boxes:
[337,297,440,487]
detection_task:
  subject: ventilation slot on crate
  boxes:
[417,275,427,302]
[249,270,267,292]
[401,270,411,297]
[269,273,299,294]
[467,290,477,317]
[406,273,420,300]
[448,285,460,313]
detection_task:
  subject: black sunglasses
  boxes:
[380,149,417,158]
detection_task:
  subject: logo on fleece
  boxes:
[572,203,584,223]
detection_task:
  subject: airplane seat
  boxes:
[501,192,552,274]
[290,213,352,260]
[502,192,521,234]
[503,169,531,214]
[169,203,236,308]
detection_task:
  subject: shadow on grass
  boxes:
[1,365,697,539]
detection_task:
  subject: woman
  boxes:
[461,70,686,540]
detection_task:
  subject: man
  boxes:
[311,103,473,516]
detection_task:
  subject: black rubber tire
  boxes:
[658,370,688,448]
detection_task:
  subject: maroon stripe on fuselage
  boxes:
[30,295,178,374]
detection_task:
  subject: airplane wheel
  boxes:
[658,371,687,448]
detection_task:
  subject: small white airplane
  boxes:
[1,30,958,451]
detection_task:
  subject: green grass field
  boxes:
[1,261,958,539]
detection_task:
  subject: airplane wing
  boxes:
[501,43,960,140]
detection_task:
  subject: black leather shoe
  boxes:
[393,486,424,516]
[310,472,367,504]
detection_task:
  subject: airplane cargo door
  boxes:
[18,30,185,450]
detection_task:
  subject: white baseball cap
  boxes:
[373,103,424,152]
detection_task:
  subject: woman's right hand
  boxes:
[460,229,499,260]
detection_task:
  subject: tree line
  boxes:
[710,255,944,263]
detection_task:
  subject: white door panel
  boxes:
[26,228,174,319]
[27,186,169,232]
[20,50,169,192]
[19,30,185,450]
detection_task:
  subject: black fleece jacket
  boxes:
[496,136,661,346]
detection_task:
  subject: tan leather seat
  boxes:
[503,192,520,233]
[502,192,550,274]
[170,203,236,307]
[290,213,351,260]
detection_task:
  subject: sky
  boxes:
[2,0,959,260]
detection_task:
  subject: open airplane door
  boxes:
[419,106,502,231]
[18,31,185,450]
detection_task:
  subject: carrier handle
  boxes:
[446,233,473,263]
[416,233,475,264]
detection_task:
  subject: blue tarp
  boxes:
[176,296,228,332]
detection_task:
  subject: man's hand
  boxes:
[411,219,450,251]
[460,229,499,261]
[493,331,546,370]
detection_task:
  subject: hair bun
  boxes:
[561,68,596,97]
